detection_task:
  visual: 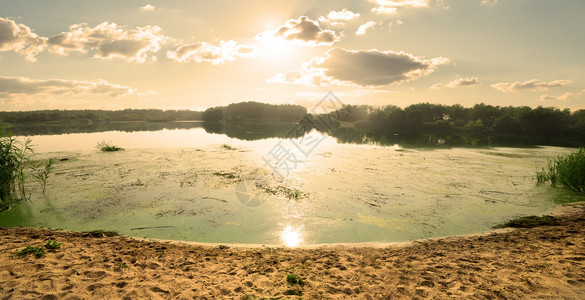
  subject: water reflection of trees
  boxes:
[327,127,581,148]
[6,121,204,136]
[4,119,581,148]
[202,122,307,140]
[203,122,579,148]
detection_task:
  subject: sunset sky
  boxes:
[1,0,584,111]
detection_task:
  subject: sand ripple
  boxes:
[1,204,585,299]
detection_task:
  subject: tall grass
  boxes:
[1,136,34,210]
[97,140,124,152]
[537,147,585,194]
[33,158,55,194]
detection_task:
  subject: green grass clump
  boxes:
[14,245,46,258]
[44,240,62,250]
[97,140,124,152]
[286,274,304,285]
[537,147,585,194]
[13,240,63,258]
[1,136,34,210]
[495,215,560,229]
[117,262,128,270]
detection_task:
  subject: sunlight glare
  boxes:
[280,225,303,247]
[256,35,295,58]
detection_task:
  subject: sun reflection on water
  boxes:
[280,225,303,247]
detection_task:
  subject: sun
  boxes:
[261,37,291,53]
[255,32,297,59]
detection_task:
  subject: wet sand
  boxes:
[1,203,585,299]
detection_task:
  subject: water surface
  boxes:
[0,125,579,246]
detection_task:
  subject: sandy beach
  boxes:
[1,203,585,299]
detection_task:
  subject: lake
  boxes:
[0,122,579,246]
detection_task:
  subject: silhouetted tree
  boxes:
[202,107,224,122]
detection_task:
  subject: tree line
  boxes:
[328,103,585,141]
[2,102,584,146]
[202,101,307,122]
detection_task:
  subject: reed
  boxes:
[537,147,585,194]
[0,136,34,210]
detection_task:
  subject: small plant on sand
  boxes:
[536,147,585,194]
[44,240,62,250]
[97,140,124,152]
[117,262,128,270]
[286,274,304,285]
[13,245,46,258]
[32,158,55,194]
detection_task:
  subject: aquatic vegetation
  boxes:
[13,245,46,258]
[494,215,560,229]
[44,240,62,250]
[221,144,235,150]
[536,148,585,193]
[0,136,34,210]
[251,181,305,200]
[97,140,124,152]
[32,158,55,194]
[273,186,304,200]
[286,189,301,200]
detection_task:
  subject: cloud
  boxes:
[0,17,47,62]
[372,0,430,7]
[539,92,579,102]
[370,0,430,14]
[431,77,481,89]
[481,0,499,5]
[325,9,360,21]
[388,20,404,31]
[140,4,155,11]
[491,79,572,92]
[139,90,157,96]
[356,21,379,36]
[267,70,330,87]
[257,16,339,46]
[310,48,449,87]
[47,22,167,62]
[167,40,256,64]
[269,48,449,87]
[371,6,398,14]
[0,76,138,98]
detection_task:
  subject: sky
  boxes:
[1,0,584,111]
